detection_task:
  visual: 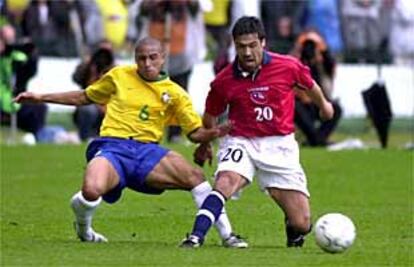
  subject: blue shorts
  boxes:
[85,137,169,203]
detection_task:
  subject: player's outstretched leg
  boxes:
[70,191,107,242]
[180,190,226,248]
[190,182,248,248]
[267,188,311,248]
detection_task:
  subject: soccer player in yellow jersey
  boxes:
[14,37,247,248]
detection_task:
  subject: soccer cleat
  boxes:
[73,222,108,243]
[179,234,203,248]
[286,235,305,247]
[222,233,248,248]
[285,221,312,248]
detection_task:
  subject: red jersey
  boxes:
[206,52,314,137]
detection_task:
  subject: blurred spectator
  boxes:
[378,0,393,64]
[292,30,342,147]
[212,33,232,75]
[389,0,414,65]
[260,0,306,54]
[340,0,383,63]
[304,0,343,56]
[76,0,139,57]
[72,41,115,141]
[1,0,31,37]
[93,0,128,51]
[125,0,144,55]
[139,0,206,143]
[21,0,78,57]
[0,23,47,141]
[203,0,233,73]
[74,0,104,56]
[72,0,104,57]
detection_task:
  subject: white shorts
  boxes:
[215,134,310,197]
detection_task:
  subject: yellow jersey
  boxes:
[95,0,128,48]
[204,0,231,26]
[85,65,202,143]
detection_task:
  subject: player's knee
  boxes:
[185,167,206,188]
[81,182,103,201]
[213,171,244,198]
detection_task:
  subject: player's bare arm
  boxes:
[193,142,213,167]
[192,113,229,167]
[202,112,219,129]
[188,121,231,144]
[303,83,334,121]
[190,122,230,166]
[14,90,92,106]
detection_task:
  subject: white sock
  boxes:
[191,181,232,239]
[70,191,101,235]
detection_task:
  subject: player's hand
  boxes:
[319,101,334,121]
[189,122,232,143]
[193,143,213,167]
[216,121,232,137]
[13,92,43,104]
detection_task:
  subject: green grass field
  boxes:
[1,144,413,266]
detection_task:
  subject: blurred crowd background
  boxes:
[2,0,413,64]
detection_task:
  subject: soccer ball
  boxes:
[314,213,356,253]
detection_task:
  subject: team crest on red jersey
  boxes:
[248,86,269,104]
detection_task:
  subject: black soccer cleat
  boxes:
[287,234,305,247]
[285,221,312,248]
[179,234,203,248]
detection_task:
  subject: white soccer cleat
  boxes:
[222,233,248,248]
[74,222,108,243]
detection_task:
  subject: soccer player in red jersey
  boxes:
[180,16,334,248]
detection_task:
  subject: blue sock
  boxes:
[192,191,226,240]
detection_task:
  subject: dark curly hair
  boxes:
[232,16,266,40]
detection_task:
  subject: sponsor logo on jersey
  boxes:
[248,86,269,104]
[161,92,171,104]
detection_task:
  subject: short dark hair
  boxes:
[232,16,266,40]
